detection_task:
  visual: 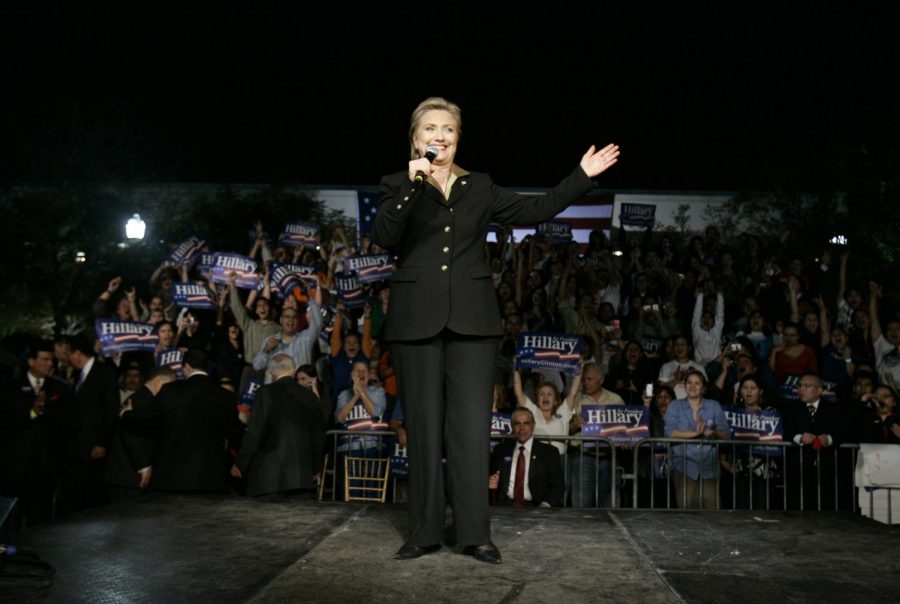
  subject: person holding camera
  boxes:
[658,335,707,400]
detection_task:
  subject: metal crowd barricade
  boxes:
[323,430,619,507]
[630,438,861,512]
[321,431,866,512]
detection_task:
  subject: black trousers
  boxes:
[392,330,496,547]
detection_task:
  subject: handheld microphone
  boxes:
[414,146,440,184]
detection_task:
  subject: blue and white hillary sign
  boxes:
[343,403,389,431]
[334,271,365,309]
[208,253,259,289]
[779,375,837,402]
[516,332,583,375]
[197,252,216,278]
[344,254,395,284]
[164,236,205,267]
[580,404,650,446]
[280,222,319,249]
[619,203,656,228]
[156,348,184,379]
[723,406,784,457]
[172,282,216,310]
[390,442,409,478]
[96,320,159,355]
[536,221,573,245]
[240,377,263,406]
[270,263,318,299]
[490,411,512,448]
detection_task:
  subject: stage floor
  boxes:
[6,494,900,603]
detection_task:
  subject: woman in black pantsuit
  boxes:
[373,97,619,563]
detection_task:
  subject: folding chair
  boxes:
[317,454,329,502]
[344,456,390,503]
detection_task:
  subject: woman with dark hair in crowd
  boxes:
[664,369,729,509]
[215,322,246,386]
[639,384,676,508]
[296,363,331,423]
[607,340,656,405]
[721,374,780,510]
[769,322,818,383]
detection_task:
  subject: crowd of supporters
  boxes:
[2,215,899,526]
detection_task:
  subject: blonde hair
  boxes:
[409,96,462,159]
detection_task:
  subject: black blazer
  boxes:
[130,374,240,492]
[372,166,595,341]
[0,376,71,486]
[236,377,326,496]
[72,360,120,462]
[104,386,159,488]
[490,439,564,507]
[784,398,847,446]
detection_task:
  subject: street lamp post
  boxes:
[125,213,146,240]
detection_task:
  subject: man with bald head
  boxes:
[568,363,623,508]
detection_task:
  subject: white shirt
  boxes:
[658,360,707,399]
[77,356,96,389]
[506,437,534,501]
[523,397,572,456]
[28,372,44,393]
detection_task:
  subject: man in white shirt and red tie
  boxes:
[489,407,565,512]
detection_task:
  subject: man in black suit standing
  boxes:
[0,341,72,526]
[122,350,240,493]
[784,373,847,510]
[105,367,176,501]
[489,408,564,509]
[231,354,326,496]
[61,335,120,513]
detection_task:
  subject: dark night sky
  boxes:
[1,2,897,191]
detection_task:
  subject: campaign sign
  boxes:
[580,404,650,446]
[490,411,512,449]
[197,252,216,278]
[619,202,656,228]
[536,221,573,245]
[343,403,389,431]
[280,222,319,249]
[390,441,409,478]
[172,282,216,310]
[240,377,263,406]
[208,253,259,289]
[156,348,184,379]
[344,254,395,284]
[779,375,837,402]
[96,320,159,355]
[270,263,318,299]
[723,406,784,457]
[516,332,583,375]
[164,236,205,267]
[334,271,365,309]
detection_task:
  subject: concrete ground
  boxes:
[5,494,899,603]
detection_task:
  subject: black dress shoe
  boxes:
[394,543,441,560]
[462,541,502,564]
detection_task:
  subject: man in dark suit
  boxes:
[231,354,325,496]
[784,373,848,510]
[0,341,72,526]
[60,335,120,514]
[489,408,564,508]
[104,367,176,501]
[122,350,241,493]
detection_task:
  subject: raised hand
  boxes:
[579,144,620,178]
